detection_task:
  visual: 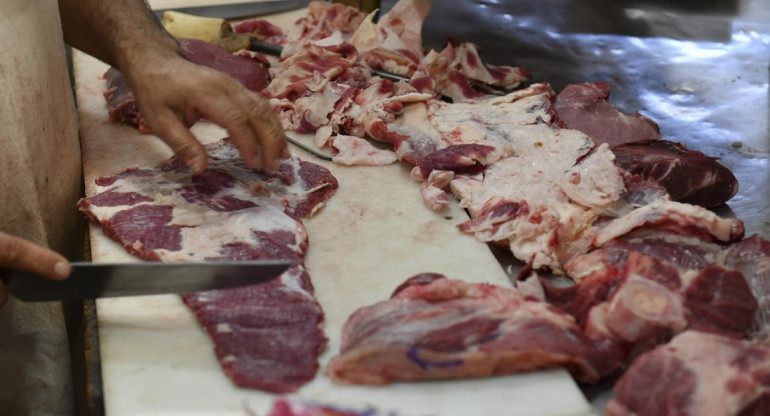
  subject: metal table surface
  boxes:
[383,0,770,238]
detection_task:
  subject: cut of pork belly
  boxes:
[606,331,770,416]
[329,135,397,166]
[327,274,609,385]
[78,139,337,392]
[103,38,269,132]
[612,139,739,208]
[553,82,661,147]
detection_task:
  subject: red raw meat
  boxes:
[607,331,770,416]
[328,274,612,385]
[612,139,739,208]
[78,139,338,392]
[553,82,661,147]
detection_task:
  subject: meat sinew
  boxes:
[328,274,612,385]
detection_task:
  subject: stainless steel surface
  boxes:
[8,260,291,302]
[152,0,311,19]
[383,0,770,239]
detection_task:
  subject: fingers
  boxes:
[144,108,208,173]
[0,232,71,281]
[198,75,287,170]
[0,280,7,307]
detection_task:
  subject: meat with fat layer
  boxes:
[606,331,770,416]
[328,274,610,385]
[77,139,338,392]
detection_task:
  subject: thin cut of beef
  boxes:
[78,138,338,392]
[606,331,770,416]
[612,139,739,208]
[266,398,377,416]
[553,82,661,147]
[103,38,269,131]
[329,135,397,166]
[328,274,610,385]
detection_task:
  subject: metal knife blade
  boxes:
[152,0,311,20]
[7,260,291,302]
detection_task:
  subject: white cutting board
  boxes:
[72,2,593,415]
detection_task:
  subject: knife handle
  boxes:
[249,38,283,57]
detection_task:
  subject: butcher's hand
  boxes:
[124,54,288,173]
[0,232,71,307]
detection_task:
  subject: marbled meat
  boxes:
[77,138,338,392]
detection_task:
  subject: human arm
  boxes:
[0,232,71,306]
[57,0,287,171]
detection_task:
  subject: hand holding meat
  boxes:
[121,54,287,172]
[0,232,71,306]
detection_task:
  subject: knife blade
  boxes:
[152,0,311,20]
[7,260,291,302]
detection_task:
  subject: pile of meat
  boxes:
[94,0,770,414]
[78,139,338,392]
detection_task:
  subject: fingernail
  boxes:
[54,261,71,279]
[186,157,201,174]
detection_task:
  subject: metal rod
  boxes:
[285,136,334,161]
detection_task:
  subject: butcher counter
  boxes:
[66,0,770,415]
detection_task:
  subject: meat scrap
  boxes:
[78,139,338,392]
[329,135,397,166]
[265,399,380,416]
[606,331,770,416]
[328,274,610,385]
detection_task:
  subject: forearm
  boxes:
[58,0,181,72]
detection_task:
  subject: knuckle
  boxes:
[0,235,25,264]
[224,109,248,127]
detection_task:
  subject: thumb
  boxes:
[145,108,208,173]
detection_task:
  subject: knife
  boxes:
[6,260,291,302]
[152,0,311,20]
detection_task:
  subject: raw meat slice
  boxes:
[280,1,365,58]
[329,135,397,166]
[553,82,661,147]
[612,139,739,208]
[327,274,608,385]
[606,331,770,416]
[103,38,269,131]
[78,139,338,392]
[103,68,144,131]
[593,200,745,247]
[232,18,286,45]
[266,43,357,101]
[384,83,556,164]
[410,41,529,102]
[183,266,325,392]
[351,0,431,76]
